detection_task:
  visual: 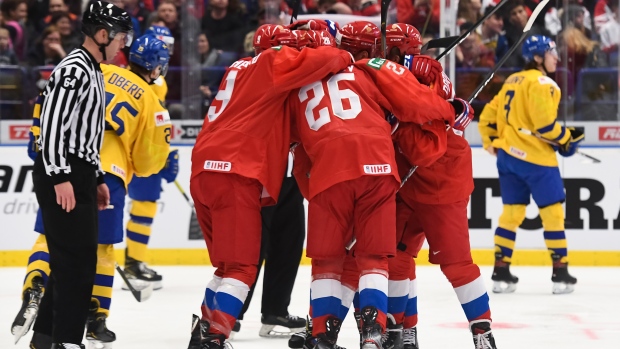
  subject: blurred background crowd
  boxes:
[0,0,618,121]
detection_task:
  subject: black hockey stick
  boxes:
[468,0,549,103]
[381,0,392,57]
[435,0,509,60]
[290,0,302,24]
[519,129,601,163]
[421,36,460,52]
[115,263,153,302]
[174,180,203,240]
[399,165,418,190]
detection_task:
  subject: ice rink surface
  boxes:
[1,265,619,349]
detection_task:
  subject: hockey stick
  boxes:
[289,0,302,24]
[381,0,392,57]
[468,0,549,103]
[421,35,460,52]
[399,165,418,190]
[435,0,509,60]
[518,128,601,163]
[174,180,203,240]
[115,263,153,302]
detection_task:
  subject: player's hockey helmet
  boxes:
[288,19,340,38]
[82,1,134,47]
[253,24,298,53]
[303,30,337,48]
[336,21,381,58]
[145,25,175,55]
[522,35,557,62]
[386,23,423,56]
[130,34,171,77]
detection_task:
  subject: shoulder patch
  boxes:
[154,110,171,126]
[537,76,559,89]
[366,58,386,70]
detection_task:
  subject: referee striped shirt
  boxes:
[37,47,106,184]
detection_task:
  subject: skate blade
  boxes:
[87,339,113,349]
[552,282,575,294]
[121,279,162,291]
[361,340,382,349]
[12,307,38,344]
[258,324,304,338]
[492,281,517,293]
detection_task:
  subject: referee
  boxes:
[30,2,133,348]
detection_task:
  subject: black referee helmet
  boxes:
[82,1,134,59]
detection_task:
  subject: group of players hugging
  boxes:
[9,5,584,349]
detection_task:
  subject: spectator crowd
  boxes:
[1,0,619,120]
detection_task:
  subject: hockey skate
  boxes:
[551,254,577,294]
[229,320,240,339]
[52,344,86,349]
[86,308,116,349]
[188,314,233,349]
[289,316,312,348]
[11,275,44,343]
[491,254,518,293]
[470,320,497,349]
[259,314,306,338]
[382,314,403,349]
[312,316,343,349]
[359,306,383,349]
[122,254,163,290]
[402,327,419,349]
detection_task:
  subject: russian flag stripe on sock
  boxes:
[388,279,409,316]
[311,278,341,318]
[340,285,356,320]
[454,276,491,321]
[359,274,388,313]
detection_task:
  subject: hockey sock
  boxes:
[92,244,115,317]
[404,258,418,329]
[388,250,411,325]
[310,257,344,337]
[126,200,158,262]
[23,234,50,296]
[441,262,491,322]
[356,254,389,331]
[210,277,250,337]
[540,203,568,263]
[495,204,526,263]
[340,253,358,320]
[201,275,223,321]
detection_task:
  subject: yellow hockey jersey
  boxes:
[100,64,171,185]
[478,69,570,167]
[150,76,168,102]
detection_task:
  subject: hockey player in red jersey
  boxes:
[288,21,465,349]
[188,24,353,349]
[383,23,497,349]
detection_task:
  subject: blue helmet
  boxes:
[144,25,175,55]
[522,35,557,62]
[129,35,171,77]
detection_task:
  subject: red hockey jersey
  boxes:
[191,46,352,205]
[398,129,474,205]
[290,58,456,200]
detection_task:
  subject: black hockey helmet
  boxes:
[82,1,134,59]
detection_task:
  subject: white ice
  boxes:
[1,265,619,348]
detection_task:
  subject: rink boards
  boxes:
[1,145,619,267]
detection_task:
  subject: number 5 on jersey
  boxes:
[299,73,362,131]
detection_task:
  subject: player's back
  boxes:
[399,130,473,206]
[101,64,171,186]
[289,64,399,199]
[191,45,352,204]
[481,69,563,167]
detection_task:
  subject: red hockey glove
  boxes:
[450,98,474,132]
[410,55,442,86]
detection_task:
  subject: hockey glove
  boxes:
[449,98,474,132]
[160,149,179,183]
[559,127,585,157]
[409,55,442,86]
